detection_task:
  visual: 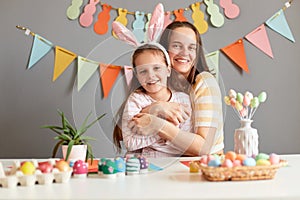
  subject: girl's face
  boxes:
[134,51,170,96]
[168,27,197,78]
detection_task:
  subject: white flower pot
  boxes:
[62,145,87,162]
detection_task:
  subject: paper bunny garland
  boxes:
[112,3,170,66]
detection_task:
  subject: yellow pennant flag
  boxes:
[53,46,77,81]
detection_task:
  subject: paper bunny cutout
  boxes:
[112,3,170,66]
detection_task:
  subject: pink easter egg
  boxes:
[269,153,280,165]
[233,159,242,167]
[221,159,233,168]
[200,155,208,165]
[207,154,215,163]
[243,96,250,107]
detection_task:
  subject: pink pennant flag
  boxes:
[245,24,273,58]
[123,65,133,89]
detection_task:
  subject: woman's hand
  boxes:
[128,113,167,136]
[141,101,191,126]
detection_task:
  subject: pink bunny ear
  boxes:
[112,21,140,47]
[147,3,165,42]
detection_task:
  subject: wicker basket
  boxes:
[199,161,286,181]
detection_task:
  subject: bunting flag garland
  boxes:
[28,34,53,69]
[205,50,220,82]
[99,64,122,98]
[221,39,249,73]
[53,46,77,81]
[245,24,274,58]
[265,9,295,43]
[16,1,296,99]
[77,56,99,91]
[124,66,134,89]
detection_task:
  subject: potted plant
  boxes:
[42,110,106,162]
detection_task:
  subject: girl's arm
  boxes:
[131,113,216,156]
[141,101,191,126]
[122,94,161,152]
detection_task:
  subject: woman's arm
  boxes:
[141,101,191,126]
[131,113,216,156]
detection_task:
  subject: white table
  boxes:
[0,155,299,199]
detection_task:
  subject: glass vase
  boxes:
[234,119,259,157]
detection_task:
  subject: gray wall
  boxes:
[1,0,299,158]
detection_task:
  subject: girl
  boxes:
[131,21,224,156]
[113,43,192,157]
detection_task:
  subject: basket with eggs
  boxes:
[190,151,287,181]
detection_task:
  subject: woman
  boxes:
[130,21,224,156]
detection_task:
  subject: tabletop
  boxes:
[0,154,299,199]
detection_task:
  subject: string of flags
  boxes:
[17,1,295,99]
[67,0,241,36]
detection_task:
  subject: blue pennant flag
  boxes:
[266,9,295,43]
[28,34,53,69]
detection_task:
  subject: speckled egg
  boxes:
[221,159,233,168]
[225,151,237,162]
[256,159,271,166]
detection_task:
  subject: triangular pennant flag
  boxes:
[77,56,99,91]
[205,50,220,82]
[265,9,295,42]
[99,64,121,98]
[221,39,249,73]
[123,65,133,89]
[245,24,273,58]
[53,46,77,81]
[28,34,53,69]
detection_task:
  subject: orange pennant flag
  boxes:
[53,46,77,81]
[99,64,121,98]
[221,39,249,73]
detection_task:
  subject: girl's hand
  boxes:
[128,113,167,136]
[141,102,191,126]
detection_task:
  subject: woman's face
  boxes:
[168,27,197,78]
[134,51,170,96]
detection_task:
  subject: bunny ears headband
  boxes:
[112,3,170,66]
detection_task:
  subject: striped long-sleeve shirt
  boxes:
[191,72,224,154]
[121,90,192,157]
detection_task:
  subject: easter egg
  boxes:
[38,161,53,173]
[236,154,247,162]
[200,155,208,165]
[224,96,231,105]
[208,159,221,167]
[20,161,35,175]
[230,98,236,107]
[258,91,267,102]
[189,161,200,173]
[250,97,260,108]
[245,91,253,100]
[256,159,271,166]
[225,151,236,162]
[73,160,88,175]
[228,89,237,99]
[243,96,250,107]
[235,102,243,111]
[233,159,242,167]
[221,159,233,168]
[255,153,269,161]
[243,157,256,166]
[269,153,280,165]
[236,93,244,103]
[55,160,70,172]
